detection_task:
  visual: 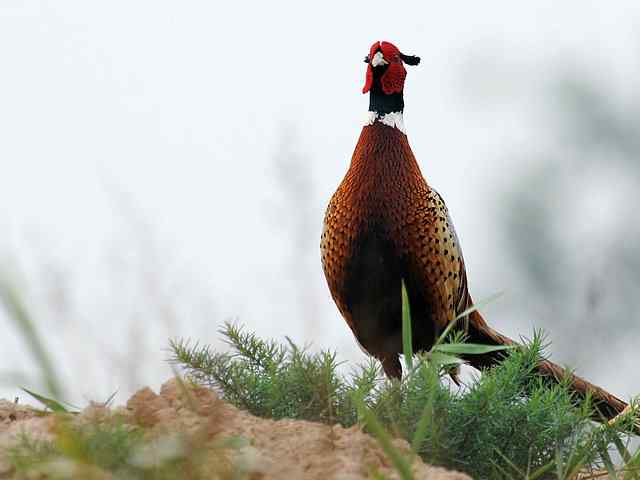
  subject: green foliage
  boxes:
[171,323,638,479]
[169,324,359,426]
[21,387,77,413]
[352,394,414,480]
[401,279,414,371]
[4,410,248,479]
[7,420,141,478]
[422,337,592,477]
[0,275,63,398]
[4,273,638,479]
[6,433,58,474]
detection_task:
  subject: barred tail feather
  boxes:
[466,309,634,429]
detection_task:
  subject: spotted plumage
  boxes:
[321,123,470,376]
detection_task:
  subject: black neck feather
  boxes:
[368,64,404,115]
[369,88,404,115]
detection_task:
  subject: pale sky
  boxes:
[1,1,639,404]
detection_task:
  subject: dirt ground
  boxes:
[0,379,470,479]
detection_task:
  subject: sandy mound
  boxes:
[0,380,470,479]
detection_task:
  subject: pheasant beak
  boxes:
[370,51,388,67]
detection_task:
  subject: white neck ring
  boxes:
[364,111,406,134]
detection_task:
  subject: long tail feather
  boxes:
[466,309,637,431]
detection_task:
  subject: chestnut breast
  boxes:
[320,123,469,364]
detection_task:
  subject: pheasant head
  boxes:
[362,41,420,128]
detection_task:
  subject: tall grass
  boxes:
[171,282,640,480]
[3,274,639,479]
[0,274,63,399]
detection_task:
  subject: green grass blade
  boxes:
[609,433,639,480]
[433,343,513,355]
[401,279,413,372]
[21,387,70,413]
[626,449,640,480]
[454,291,504,321]
[432,292,504,349]
[353,394,413,480]
[432,317,461,350]
[599,443,620,480]
[610,434,632,463]
[0,277,63,398]
[411,391,434,454]
[527,459,556,480]
[428,352,465,368]
[102,390,119,408]
[493,448,526,478]
[558,448,590,480]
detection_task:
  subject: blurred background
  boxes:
[1,1,639,405]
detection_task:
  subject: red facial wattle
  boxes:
[361,41,379,94]
[362,41,408,95]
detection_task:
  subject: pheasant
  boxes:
[320,40,634,425]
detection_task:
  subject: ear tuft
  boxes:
[399,53,420,66]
